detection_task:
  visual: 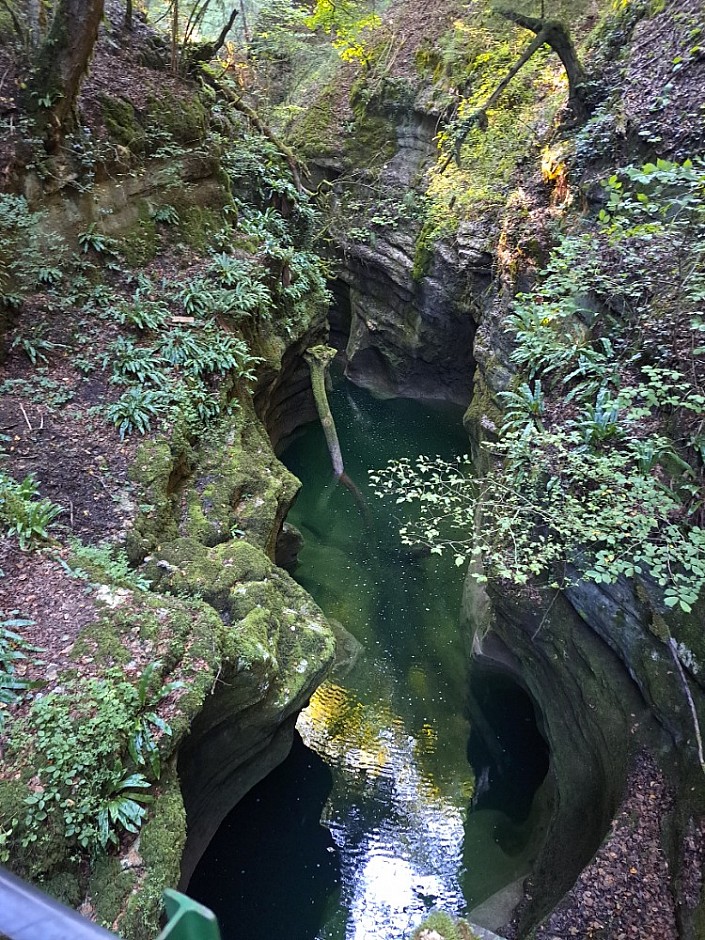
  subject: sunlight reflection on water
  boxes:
[298,681,470,940]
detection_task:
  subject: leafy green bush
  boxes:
[14,663,180,854]
[106,388,165,439]
[114,291,171,331]
[374,158,705,613]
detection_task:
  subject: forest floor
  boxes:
[509,752,680,940]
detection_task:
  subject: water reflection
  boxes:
[299,683,469,940]
[284,379,473,939]
[189,378,548,940]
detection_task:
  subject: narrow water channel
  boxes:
[189,375,548,939]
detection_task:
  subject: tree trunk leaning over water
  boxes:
[305,345,344,478]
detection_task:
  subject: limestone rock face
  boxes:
[309,94,496,408]
[462,575,663,933]
[337,223,493,405]
[151,537,336,885]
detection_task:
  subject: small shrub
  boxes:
[151,205,179,225]
[78,226,116,256]
[114,291,170,332]
[16,663,179,854]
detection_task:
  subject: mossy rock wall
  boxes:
[122,392,337,900]
[28,151,226,254]
[462,574,666,932]
[6,365,336,933]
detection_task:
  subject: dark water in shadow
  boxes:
[189,376,549,938]
[188,733,339,940]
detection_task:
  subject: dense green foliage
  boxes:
[374,159,705,612]
[304,0,382,66]
[0,473,63,549]
[7,661,180,864]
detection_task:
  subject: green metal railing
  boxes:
[0,867,221,940]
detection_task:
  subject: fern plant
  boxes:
[78,226,116,256]
[126,661,182,779]
[0,613,42,734]
[114,291,170,331]
[107,388,165,439]
[10,331,60,366]
[498,381,545,433]
[109,338,165,385]
[151,205,179,225]
[96,772,153,849]
[0,474,63,549]
[576,387,620,443]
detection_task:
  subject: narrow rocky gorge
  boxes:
[1,0,704,938]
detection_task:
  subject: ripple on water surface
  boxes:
[188,378,548,940]
[283,381,474,940]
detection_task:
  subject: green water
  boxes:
[285,377,475,939]
[189,375,548,940]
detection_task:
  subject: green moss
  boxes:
[413,912,479,940]
[464,370,503,443]
[120,766,186,940]
[145,537,271,614]
[0,773,69,878]
[117,203,158,266]
[181,411,299,555]
[145,93,209,147]
[89,857,136,929]
[70,612,134,666]
[127,438,191,564]
[99,95,146,152]
[0,777,27,859]
[0,10,16,43]
[223,606,276,672]
[412,220,436,281]
[44,871,82,907]
[177,204,222,252]
[346,79,397,169]
[414,41,443,80]
[287,84,340,160]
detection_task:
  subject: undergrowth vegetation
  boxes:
[0,612,41,737]
[6,661,181,866]
[0,108,331,885]
[412,13,568,260]
[374,158,705,613]
[0,473,62,549]
[0,122,330,457]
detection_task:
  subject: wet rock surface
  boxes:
[338,222,491,406]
